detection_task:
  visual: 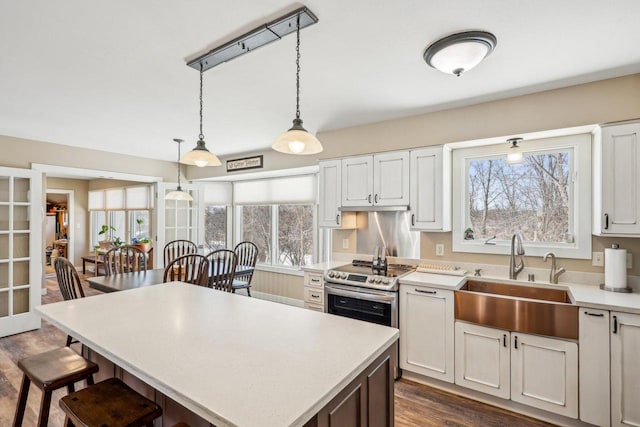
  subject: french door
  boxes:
[154,183,204,268]
[0,167,42,337]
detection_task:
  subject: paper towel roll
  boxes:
[605,246,627,289]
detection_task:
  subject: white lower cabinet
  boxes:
[455,322,510,399]
[399,285,454,382]
[579,308,611,427]
[611,311,640,427]
[510,332,578,419]
[454,321,578,418]
[303,272,324,312]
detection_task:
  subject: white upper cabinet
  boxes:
[318,160,342,227]
[594,122,640,235]
[409,146,451,231]
[341,152,409,207]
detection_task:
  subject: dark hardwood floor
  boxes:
[0,273,555,426]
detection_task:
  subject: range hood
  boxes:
[339,205,409,212]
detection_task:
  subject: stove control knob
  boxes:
[367,277,375,283]
[328,271,335,278]
[382,278,390,285]
[340,272,348,279]
[374,278,382,284]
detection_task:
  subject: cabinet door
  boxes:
[399,285,454,382]
[601,123,640,235]
[341,156,373,207]
[454,322,510,399]
[611,312,640,427]
[319,160,342,227]
[511,333,578,419]
[579,308,611,427]
[373,151,409,206]
[409,147,451,230]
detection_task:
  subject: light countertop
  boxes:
[399,271,466,290]
[37,283,398,427]
[567,283,640,314]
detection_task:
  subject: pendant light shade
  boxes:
[181,68,221,167]
[506,137,524,165]
[272,15,322,155]
[424,31,497,76]
[166,139,194,201]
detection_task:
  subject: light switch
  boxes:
[592,252,604,267]
[342,239,349,249]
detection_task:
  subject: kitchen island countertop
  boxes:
[37,283,398,427]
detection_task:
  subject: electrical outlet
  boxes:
[627,253,633,269]
[342,239,349,249]
[592,252,604,267]
[435,244,445,257]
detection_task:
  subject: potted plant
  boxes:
[132,237,152,254]
[98,224,116,250]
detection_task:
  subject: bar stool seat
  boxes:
[60,377,162,427]
[14,347,98,427]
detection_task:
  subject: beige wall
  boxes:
[319,74,640,274]
[251,270,304,300]
[46,178,89,266]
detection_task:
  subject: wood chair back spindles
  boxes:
[164,254,209,287]
[232,241,258,296]
[54,257,86,347]
[205,249,237,292]
[103,245,147,276]
[164,239,198,266]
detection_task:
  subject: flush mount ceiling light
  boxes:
[506,137,524,165]
[180,67,221,168]
[166,139,194,201]
[272,14,323,155]
[423,31,497,77]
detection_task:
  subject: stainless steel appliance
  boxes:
[324,259,414,378]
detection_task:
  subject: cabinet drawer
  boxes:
[304,273,323,288]
[305,287,324,305]
[304,302,324,312]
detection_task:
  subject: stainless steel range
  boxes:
[323,259,415,328]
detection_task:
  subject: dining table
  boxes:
[86,264,254,293]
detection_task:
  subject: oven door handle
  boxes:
[325,285,396,303]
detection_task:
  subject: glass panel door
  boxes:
[0,167,42,337]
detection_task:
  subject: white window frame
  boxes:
[203,204,232,252]
[452,133,592,259]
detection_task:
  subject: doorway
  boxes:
[44,190,74,277]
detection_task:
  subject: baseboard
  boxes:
[251,291,304,307]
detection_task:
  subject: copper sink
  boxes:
[455,280,578,340]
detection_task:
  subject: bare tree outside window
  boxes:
[242,205,272,263]
[468,151,570,243]
[204,206,226,251]
[278,205,313,266]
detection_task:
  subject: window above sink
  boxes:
[452,133,592,259]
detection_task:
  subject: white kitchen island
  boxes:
[37,282,398,427]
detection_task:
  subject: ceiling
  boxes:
[2,1,640,163]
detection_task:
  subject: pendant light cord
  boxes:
[295,15,301,120]
[199,65,205,140]
[176,139,183,189]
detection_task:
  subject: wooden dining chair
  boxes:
[163,254,209,287]
[232,241,258,296]
[205,249,237,292]
[54,257,85,346]
[103,245,147,276]
[164,239,198,266]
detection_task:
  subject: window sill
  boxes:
[254,264,305,277]
[452,240,591,260]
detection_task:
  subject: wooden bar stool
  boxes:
[13,347,99,427]
[59,377,162,427]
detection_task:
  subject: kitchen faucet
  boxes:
[509,232,525,280]
[543,252,566,284]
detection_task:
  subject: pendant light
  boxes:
[180,67,221,167]
[166,139,194,201]
[424,31,497,77]
[272,15,323,155]
[506,137,524,165]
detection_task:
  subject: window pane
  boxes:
[242,206,271,263]
[277,205,313,267]
[467,151,571,243]
[91,211,106,247]
[109,211,126,243]
[129,210,151,242]
[204,206,227,251]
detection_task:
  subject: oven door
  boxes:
[324,283,398,328]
